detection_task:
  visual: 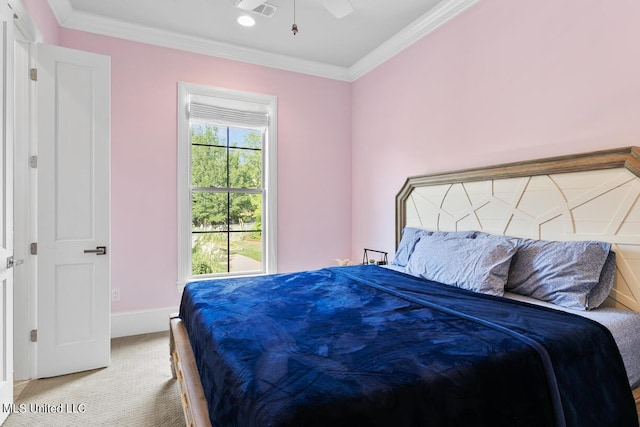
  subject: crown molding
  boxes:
[348,0,479,81]
[47,0,352,81]
[47,0,478,82]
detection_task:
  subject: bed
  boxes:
[170,146,640,427]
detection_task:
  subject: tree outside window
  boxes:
[190,123,264,275]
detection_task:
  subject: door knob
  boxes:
[84,246,107,255]
[6,256,24,268]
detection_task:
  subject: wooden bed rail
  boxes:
[170,313,212,427]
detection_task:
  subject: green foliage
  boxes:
[191,234,228,275]
[191,248,213,275]
[191,232,262,275]
[190,123,264,275]
[190,124,263,229]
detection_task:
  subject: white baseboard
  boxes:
[111,306,179,338]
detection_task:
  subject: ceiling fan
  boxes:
[236,0,354,19]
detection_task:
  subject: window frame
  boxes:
[177,82,277,286]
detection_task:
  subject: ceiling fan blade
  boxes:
[236,0,266,11]
[322,0,354,19]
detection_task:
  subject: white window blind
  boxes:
[188,96,270,128]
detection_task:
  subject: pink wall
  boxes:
[23,1,352,312]
[24,0,640,312]
[351,0,640,260]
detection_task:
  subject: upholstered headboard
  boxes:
[396,147,640,311]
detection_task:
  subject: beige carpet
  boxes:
[5,332,184,427]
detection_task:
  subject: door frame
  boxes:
[12,0,41,381]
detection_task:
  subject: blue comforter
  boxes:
[180,265,638,427]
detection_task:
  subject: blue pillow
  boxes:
[506,238,613,310]
[406,235,517,296]
[392,227,430,267]
[587,250,616,309]
[392,228,477,267]
[430,230,478,239]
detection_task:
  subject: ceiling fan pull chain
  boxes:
[291,0,298,35]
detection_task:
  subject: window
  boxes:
[178,83,277,284]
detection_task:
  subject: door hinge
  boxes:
[30,68,37,81]
[30,329,37,342]
[29,155,37,168]
[30,242,37,255]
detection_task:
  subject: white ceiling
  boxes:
[47,0,478,81]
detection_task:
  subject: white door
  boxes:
[36,43,110,378]
[0,2,14,421]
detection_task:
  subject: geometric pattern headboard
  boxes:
[396,147,640,312]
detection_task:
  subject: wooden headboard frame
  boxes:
[396,146,640,311]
